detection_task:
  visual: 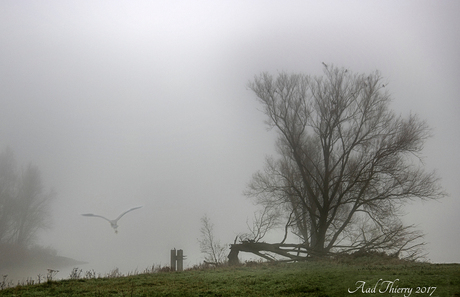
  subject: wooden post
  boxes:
[170,249,176,271]
[177,249,183,272]
[170,249,185,271]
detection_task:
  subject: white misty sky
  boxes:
[0,0,459,274]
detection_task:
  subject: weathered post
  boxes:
[170,249,185,272]
[170,249,177,271]
[177,249,184,272]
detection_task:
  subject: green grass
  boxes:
[1,261,459,296]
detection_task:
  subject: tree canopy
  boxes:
[245,65,445,259]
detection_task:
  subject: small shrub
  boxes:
[157,266,172,273]
[106,268,122,278]
[85,269,97,279]
[69,267,82,280]
[46,269,59,282]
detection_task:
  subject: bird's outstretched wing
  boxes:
[114,206,142,222]
[81,213,112,223]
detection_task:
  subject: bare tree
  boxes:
[198,215,227,264]
[10,164,55,246]
[0,148,55,247]
[245,66,445,258]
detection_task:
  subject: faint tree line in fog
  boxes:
[0,147,55,257]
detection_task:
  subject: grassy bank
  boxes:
[1,261,459,296]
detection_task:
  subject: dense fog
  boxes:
[1,0,459,282]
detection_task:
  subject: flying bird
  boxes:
[82,206,142,233]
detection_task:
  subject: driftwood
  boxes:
[228,242,313,265]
